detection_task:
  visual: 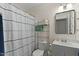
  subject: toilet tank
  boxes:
[38,41,48,50]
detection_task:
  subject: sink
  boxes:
[52,40,79,49]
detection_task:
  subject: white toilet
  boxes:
[32,49,44,56]
[32,41,48,56]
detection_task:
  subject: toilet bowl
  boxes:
[32,49,44,56]
[32,41,48,56]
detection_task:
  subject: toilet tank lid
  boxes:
[33,49,44,56]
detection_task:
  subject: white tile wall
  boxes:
[53,4,79,42]
[71,4,79,41]
[0,3,36,56]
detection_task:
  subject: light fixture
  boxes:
[66,3,73,10]
[57,5,64,12]
[56,3,73,13]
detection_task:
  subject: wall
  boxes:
[27,3,79,43]
[50,3,79,43]
[26,3,60,43]
[53,4,79,43]
[72,4,79,41]
[0,3,36,56]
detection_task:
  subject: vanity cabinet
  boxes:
[64,47,78,56]
[51,45,65,56]
[50,44,78,56]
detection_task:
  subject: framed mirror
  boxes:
[55,10,76,34]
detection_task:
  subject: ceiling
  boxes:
[12,3,60,20]
[12,3,60,12]
[12,3,46,12]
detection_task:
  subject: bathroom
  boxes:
[1,3,79,56]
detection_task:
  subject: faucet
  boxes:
[61,39,67,43]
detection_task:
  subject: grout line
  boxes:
[4,35,35,42]
[5,44,28,53]
[3,19,35,26]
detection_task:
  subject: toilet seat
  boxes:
[32,49,44,56]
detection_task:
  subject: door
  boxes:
[0,15,4,56]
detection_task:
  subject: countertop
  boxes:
[52,40,79,49]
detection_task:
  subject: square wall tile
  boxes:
[3,31,8,42]
[25,38,29,45]
[12,12,17,21]
[12,22,18,31]
[22,39,27,46]
[23,45,29,56]
[28,44,32,56]
[13,40,20,50]
[3,10,12,21]
[18,48,24,56]
[13,50,18,56]
[21,17,25,23]
[4,41,13,53]
[2,20,7,31]
[18,30,22,39]
[5,51,13,56]
[6,31,13,41]
[18,40,23,47]
[25,17,28,23]
[13,31,18,40]
[3,20,12,31]
[18,24,21,31]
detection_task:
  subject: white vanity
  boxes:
[50,40,79,56]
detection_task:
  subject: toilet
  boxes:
[32,41,48,56]
[32,49,44,56]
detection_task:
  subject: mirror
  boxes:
[55,10,76,34]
